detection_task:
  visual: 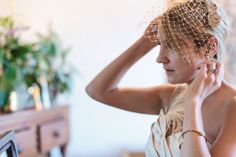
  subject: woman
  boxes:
[86,0,236,156]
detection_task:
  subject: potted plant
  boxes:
[0,16,75,112]
[0,16,34,111]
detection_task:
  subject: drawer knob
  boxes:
[53,131,60,138]
[17,144,23,154]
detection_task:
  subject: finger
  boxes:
[205,62,216,85]
[214,63,224,86]
[145,22,159,43]
[205,59,217,73]
[198,62,208,78]
[209,59,221,76]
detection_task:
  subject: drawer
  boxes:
[15,128,38,157]
[39,119,69,153]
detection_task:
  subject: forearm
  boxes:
[181,100,211,157]
[86,35,156,95]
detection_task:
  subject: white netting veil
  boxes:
[140,0,229,63]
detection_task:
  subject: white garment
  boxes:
[145,84,187,157]
[145,83,214,157]
[145,109,183,157]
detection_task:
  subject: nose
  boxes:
[156,47,169,64]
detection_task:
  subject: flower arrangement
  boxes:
[0,16,75,112]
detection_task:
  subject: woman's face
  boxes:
[156,41,205,84]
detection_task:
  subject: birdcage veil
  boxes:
[140,0,225,63]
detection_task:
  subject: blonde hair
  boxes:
[159,0,229,61]
[211,7,229,60]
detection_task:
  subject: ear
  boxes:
[205,36,218,59]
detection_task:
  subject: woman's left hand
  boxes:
[185,59,224,107]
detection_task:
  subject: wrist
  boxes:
[183,99,204,131]
[140,35,157,49]
[184,98,202,110]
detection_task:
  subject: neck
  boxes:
[204,79,229,102]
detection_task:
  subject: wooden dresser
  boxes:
[0,105,70,157]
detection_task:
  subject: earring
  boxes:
[205,49,212,60]
[208,44,215,51]
[205,54,211,60]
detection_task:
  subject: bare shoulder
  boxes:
[157,83,178,106]
[222,86,236,124]
[210,93,236,156]
[219,83,236,117]
[224,84,236,114]
[224,95,236,120]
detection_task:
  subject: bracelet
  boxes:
[181,130,208,142]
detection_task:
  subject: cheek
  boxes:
[176,64,197,79]
[181,65,199,81]
[169,57,200,82]
[184,64,197,75]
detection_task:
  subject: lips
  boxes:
[165,69,174,72]
[163,67,175,72]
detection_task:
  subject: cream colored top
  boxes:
[145,83,191,157]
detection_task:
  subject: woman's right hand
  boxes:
[144,17,160,44]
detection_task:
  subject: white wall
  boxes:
[0,0,166,157]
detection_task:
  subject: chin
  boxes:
[167,78,182,84]
[167,71,196,84]
[167,77,191,84]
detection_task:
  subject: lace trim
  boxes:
[165,84,187,136]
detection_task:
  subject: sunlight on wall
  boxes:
[0,0,165,157]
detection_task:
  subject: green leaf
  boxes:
[0,16,14,29]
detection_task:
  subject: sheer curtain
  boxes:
[219,0,236,87]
